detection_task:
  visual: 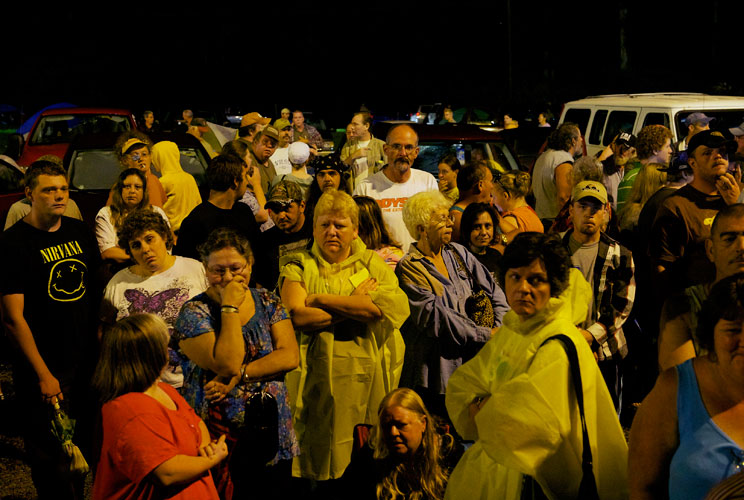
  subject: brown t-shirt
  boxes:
[650,184,725,294]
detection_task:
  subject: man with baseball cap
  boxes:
[729,120,744,165]
[650,129,739,296]
[249,125,280,195]
[598,132,637,210]
[270,142,313,198]
[270,119,293,175]
[676,112,714,151]
[562,180,635,413]
[256,179,313,289]
[238,111,271,144]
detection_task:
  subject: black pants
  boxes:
[14,371,94,500]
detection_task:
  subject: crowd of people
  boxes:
[2,108,744,500]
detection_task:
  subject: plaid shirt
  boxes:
[562,231,635,361]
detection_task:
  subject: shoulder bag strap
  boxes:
[539,334,599,499]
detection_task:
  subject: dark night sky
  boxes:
[5,1,743,127]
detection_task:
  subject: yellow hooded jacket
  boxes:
[151,141,202,232]
[279,238,409,480]
[444,269,628,499]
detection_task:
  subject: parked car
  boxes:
[10,108,137,167]
[559,93,744,157]
[65,132,210,227]
[372,121,524,175]
[0,155,25,229]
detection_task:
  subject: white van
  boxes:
[558,93,744,157]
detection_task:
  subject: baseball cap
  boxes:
[572,181,607,205]
[265,179,304,211]
[274,118,292,131]
[686,130,737,156]
[288,142,310,165]
[683,112,715,126]
[240,112,271,128]
[729,121,744,137]
[613,132,636,147]
[260,126,280,143]
[121,138,148,155]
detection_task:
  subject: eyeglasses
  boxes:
[387,143,417,154]
[431,213,455,225]
[206,263,247,277]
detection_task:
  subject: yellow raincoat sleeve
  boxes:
[445,339,568,470]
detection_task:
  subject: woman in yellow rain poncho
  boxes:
[279,189,409,481]
[444,232,628,499]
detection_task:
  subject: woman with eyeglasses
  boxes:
[100,209,208,389]
[395,191,508,416]
[630,273,744,500]
[176,228,299,500]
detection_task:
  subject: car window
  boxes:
[602,111,636,146]
[642,112,670,129]
[30,115,131,145]
[563,108,591,136]
[69,147,208,191]
[178,149,207,186]
[415,141,518,175]
[589,110,608,145]
[674,110,744,139]
[68,150,121,190]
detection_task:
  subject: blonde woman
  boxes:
[342,388,463,500]
[618,163,666,233]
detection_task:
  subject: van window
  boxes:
[589,110,608,145]
[563,108,591,136]
[643,113,670,128]
[602,111,636,146]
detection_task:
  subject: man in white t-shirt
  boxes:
[353,124,438,251]
[270,119,293,175]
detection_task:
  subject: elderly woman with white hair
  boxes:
[395,190,508,400]
[279,189,410,484]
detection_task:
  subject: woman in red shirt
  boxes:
[92,314,227,499]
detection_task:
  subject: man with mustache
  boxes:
[560,181,635,414]
[353,124,438,252]
[658,203,744,370]
[650,130,740,297]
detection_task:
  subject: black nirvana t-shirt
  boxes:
[0,217,100,384]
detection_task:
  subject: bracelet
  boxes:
[499,233,508,245]
[241,364,250,383]
[221,305,239,314]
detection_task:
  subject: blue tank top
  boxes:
[669,360,744,499]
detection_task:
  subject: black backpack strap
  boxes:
[539,334,599,498]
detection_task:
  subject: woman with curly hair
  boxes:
[492,171,543,241]
[342,388,463,500]
[100,209,208,389]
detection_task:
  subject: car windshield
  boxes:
[68,148,207,190]
[414,141,519,175]
[30,115,131,145]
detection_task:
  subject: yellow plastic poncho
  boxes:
[279,238,409,480]
[151,141,202,232]
[444,269,628,500]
